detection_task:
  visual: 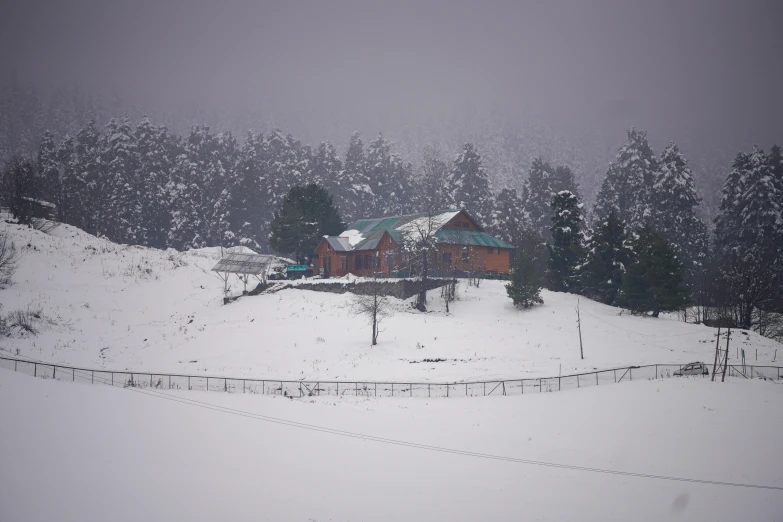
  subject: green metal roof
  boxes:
[332,209,513,251]
[435,229,514,249]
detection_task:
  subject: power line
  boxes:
[3,352,782,492]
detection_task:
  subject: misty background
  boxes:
[1,0,781,217]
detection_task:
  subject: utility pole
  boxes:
[721,326,731,382]
[711,324,721,382]
[577,299,584,360]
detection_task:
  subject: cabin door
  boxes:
[323,256,332,278]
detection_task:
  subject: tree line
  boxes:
[508,129,783,340]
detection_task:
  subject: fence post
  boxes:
[558,376,561,391]
[73,368,75,382]
[411,384,413,397]
[466,383,468,396]
[111,372,113,385]
[206,377,208,391]
[188,376,190,390]
[224,379,227,392]
[91,371,94,384]
[301,382,303,398]
[613,369,616,383]
[596,372,598,385]
[169,375,172,389]
[150,374,153,387]
[630,368,633,381]
[577,374,579,388]
[502,381,506,395]
[355,382,358,396]
[262,380,264,394]
[446,384,448,398]
[655,365,658,379]
[484,382,486,396]
[539,379,542,392]
[374,383,376,397]
[750,366,753,379]
[429,383,431,397]
[53,366,56,379]
[35,363,37,377]
[14,360,17,372]
[243,380,246,393]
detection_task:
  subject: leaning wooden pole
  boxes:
[577,300,584,360]
[721,326,731,382]
[711,324,721,382]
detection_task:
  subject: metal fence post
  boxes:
[355,382,358,396]
[655,365,658,379]
[484,382,486,396]
[206,377,209,391]
[188,376,190,390]
[630,368,633,381]
[91,371,94,384]
[539,379,542,392]
[53,366,56,379]
[111,372,113,385]
[411,384,413,397]
[613,369,616,383]
[465,383,468,396]
[596,372,598,385]
[428,383,431,397]
[301,382,303,398]
[34,363,37,377]
[243,379,246,393]
[577,374,579,388]
[169,375,172,389]
[14,360,17,372]
[72,368,75,381]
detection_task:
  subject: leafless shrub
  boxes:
[0,230,19,286]
[6,306,43,335]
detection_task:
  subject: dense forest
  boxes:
[2,82,782,339]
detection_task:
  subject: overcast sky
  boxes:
[1,0,781,149]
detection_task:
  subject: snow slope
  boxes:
[1,369,781,521]
[1,220,780,383]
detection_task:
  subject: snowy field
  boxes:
[1,369,781,521]
[1,221,780,383]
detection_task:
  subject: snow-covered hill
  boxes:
[1,220,780,382]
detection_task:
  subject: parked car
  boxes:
[674,362,709,376]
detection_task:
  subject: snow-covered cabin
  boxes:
[312,209,513,278]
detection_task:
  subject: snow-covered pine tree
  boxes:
[386,154,414,216]
[489,187,527,248]
[71,120,103,235]
[311,141,343,199]
[365,132,394,215]
[37,131,61,208]
[102,117,140,244]
[228,131,269,251]
[54,134,75,223]
[262,130,308,234]
[714,151,750,254]
[521,157,557,240]
[621,225,689,317]
[546,190,585,292]
[168,126,210,250]
[594,128,657,230]
[207,131,240,247]
[135,117,175,248]
[417,145,452,211]
[579,211,634,305]
[506,249,543,309]
[336,131,372,222]
[449,143,493,223]
[652,142,708,287]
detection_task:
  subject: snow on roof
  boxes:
[339,229,365,247]
[395,211,460,239]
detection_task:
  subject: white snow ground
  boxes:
[0,221,779,383]
[1,369,781,521]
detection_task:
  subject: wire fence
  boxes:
[0,356,781,398]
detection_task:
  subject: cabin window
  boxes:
[442,252,452,265]
[340,256,347,271]
[461,247,469,263]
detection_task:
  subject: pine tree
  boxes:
[311,141,342,200]
[208,131,240,247]
[594,128,657,230]
[55,134,75,224]
[168,127,210,250]
[521,157,557,240]
[365,132,393,215]
[579,211,634,305]
[547,190,585,292]
[621,225,689,317]
[417,145,452,211]
[136,117,175,248]
[506,250,543,308]
[102,117,140,243]
[37,131,61,208]
[269,183,344,264]
[652,142,708,286]
[336,132,372,222]
[71,120,102,235]
[228,131,269,251]
[450,143,493,223]
[489,187,527,248]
